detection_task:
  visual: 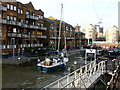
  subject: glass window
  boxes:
[18,9,20,13]
[26,20,28,24]
[41,24,43,27]
[7,16,10,20]
[14,6,16,11]
[13,17,16,21]
[21,9,23,14]
[41,16,43,19]
[26,11,29,15]
[10,16,13,20]
[10,5,13,10]
[7,4,9,9]
[33,22,35,25]
[32,13,34,16]
[38,15,40,19]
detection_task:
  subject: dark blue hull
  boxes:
[37,64,65,72]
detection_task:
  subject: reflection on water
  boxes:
[2,53,85,88]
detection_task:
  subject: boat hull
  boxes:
[37,63,65,72]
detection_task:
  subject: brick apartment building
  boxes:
[45,16,76,50]
[0,1,47,55]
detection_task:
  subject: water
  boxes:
[2,53,85,88]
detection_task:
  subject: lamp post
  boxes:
[11,38,15,58]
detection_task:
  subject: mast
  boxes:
[58,4,63,53]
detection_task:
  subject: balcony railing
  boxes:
[29,25,39,29]
[22,34,30,38]
[26,15,39,20]
[23,24,28,28]
[2,19,7,24]
[18,44,23,48]
[0,6,7,11]
[39,27,47,30]
[7,45,16,49]
[31,35,36,38]
[37,35,46,39]
[7,21,17,25]
[50,37,61,39]
[17,22,22,26]
[2,45,6,49]
[2,19,47,30]
[7,33,17,37]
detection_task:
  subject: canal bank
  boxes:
[2,49,81,65]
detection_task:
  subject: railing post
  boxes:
[75,71,77,87]
[58,81,60,89]
[67,76,69,88]
[105,60,108,73]
[112,59,115,74]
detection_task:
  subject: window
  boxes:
[41,24,43,27]
[7,16,10,20]
[7,4,10,9]
[26,11,30,15]
[10,5,13,10]
[51,26,54,30]
[18,9,20,13]
[37,23,40,26]
[41,16,43,19]
[32,13,34,16]
[66,26,68,31]
[14,6,16,11]
[21,9,23,14]
[26,20,28,24]
[33,22,35,25]
[10,16,13,20]
[13,17,16,21]
[70,27,72,31]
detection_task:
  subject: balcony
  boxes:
[39,27,47,30]
[7,45,16,49]
[37,35,46,39]
[2,19,7,24]
[23,24,28,28]
[23,44,30,48]
[0,6,7,11]
[29,25,38,29]
[50,37,61,39]
[2,45,6,49]
[17,22,22,26]
[7,33,17,37]
[31,44,36,47]
[18,44,23,48]
[26,15,39,20]
[31,35,36,38]
[17,34,22,37]
[22,34,30,38]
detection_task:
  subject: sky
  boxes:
[17,0,119,29]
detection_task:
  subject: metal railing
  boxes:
[44,60,106,89]
[106,58,120,90]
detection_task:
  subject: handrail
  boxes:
[43,60,106,89]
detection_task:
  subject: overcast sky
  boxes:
[17,0,119,29]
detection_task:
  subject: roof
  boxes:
[45,18,58,25]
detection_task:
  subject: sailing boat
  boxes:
[37,4,69,72]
